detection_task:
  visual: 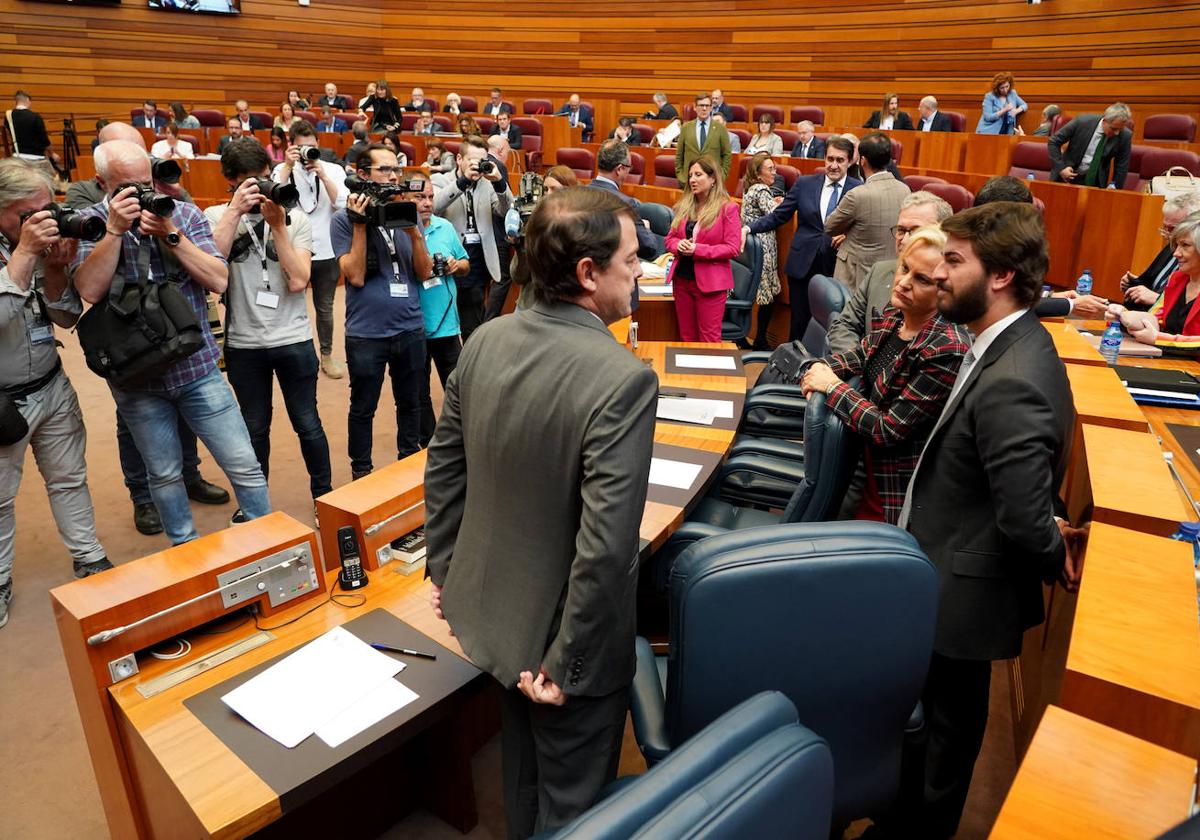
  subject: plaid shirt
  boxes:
[825,308,970,524]
[73,198,225,391]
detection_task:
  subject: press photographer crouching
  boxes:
[208,138,332,517]
[72,140,272,545]
[0,159,112,628]
[331,144,433,478]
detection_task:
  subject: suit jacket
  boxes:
[556,105,594,140]
[316,118,347,134]
[1127,244,1177,309]
[714,103,735,122]
[403,99,438,113]
[791,136,827,160]
[607,128,642,146]
[425,301,658,694]
[432,172,512,284]
[826,257,896,355]
[915,112,954,133]
[674,119,732,184]
[864,111,914,131]
[132,114,167,131]
[1048,115,1133,188]
[488,123,523,150]
[906,309,1074,660]
[747,172,862,280]
[217,133,241,154]
[825,171,910,291]
[665,201,742,293]
[317,94,352,111]
[484,101,515,116]
[588,177,658,260]
[647,104,679,121]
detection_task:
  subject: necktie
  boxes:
[1086,134,1108,186]
[699,121,707,148]
[824,181,841,218]
[922,118,929,131]
[802,142,810,158]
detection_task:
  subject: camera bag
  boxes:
[77,237,204,387]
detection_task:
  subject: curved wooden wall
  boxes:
[2,0,1199,139]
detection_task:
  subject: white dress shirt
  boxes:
[880,115,895,130]
[921,111,938,132]
[820,176,847,220]
[1078,121,1106,173]
[150,139,193,160]
[695,119,710,146]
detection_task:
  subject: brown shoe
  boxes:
[321,353,345,379]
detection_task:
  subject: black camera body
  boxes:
[120,184,176,218]
[430,253,451,276]
[511,172,545,244]
[20,202,106,242]
[345,175,420,229]
[252,177,299,210]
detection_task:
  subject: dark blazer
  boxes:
[905,309,1074,661]
[556,105,594,140]
[425,301,658,695]
[1127,244,1178,309]
[132,114,167,131]
[714,102,735,122]
[607,128,642,146]
[483,101,515,116]
[747,172,862,280]
[488,123,523,150]
[316,118,347,134]
[365,95,403,129]
[588,176,658,261]
[646,104,678,121]
[1048,115,1133,188]
[915,112,954,132]
[790,135,827,160]
[402,99,438,113]
[864,111,914,131]
[317,94,352,111]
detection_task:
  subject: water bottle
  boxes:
[1169,522,1200,569]
[1026,172,1035,181]
[1075,269,1093,296]
[1099,320,1123,365]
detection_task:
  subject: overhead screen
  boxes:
[148,0,240,14]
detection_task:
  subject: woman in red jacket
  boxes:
[666,156,743,341]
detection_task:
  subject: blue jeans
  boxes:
[109,367,271,544]
[225,341,333,499]
[345,329,425,477]
[116,411,201,505]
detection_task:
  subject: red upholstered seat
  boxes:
[904,175,947,192]
[789,106,825,126]
[1144,114,1197,143]
[727,104,748,122]
[512,117,542,137]
[753,105,784,123]
[942,111,967,132]
[777,164,800,191]
[191,109,225,128]
[623,152,645,185]
[654,154,679,187]
[1136,147,1200,190]
[458,96,478,112]
[395,141,415,164]
[556,147,596,179]
[1007,141,1053,180]
[633,123,655,144]
[1049,113,1072,134]
[474,116,495,135]
[775,129,799,151]
[730,129,751,149]
[683,104,696,122]
[443,140,461,157]
[296,111,318,127]
[400,114,417,131]
[522,98,554,115]
[922,182,974,212]
[523,135,543,170]
[888,138,903,164]
[334,112,362,128]
[432,115,453,132]
[250,111,273,128]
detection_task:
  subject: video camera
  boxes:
[19,202,106,242]
[511,172,545,244]
[344,174,421,229]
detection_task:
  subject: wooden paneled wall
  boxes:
[4,0,1200,144]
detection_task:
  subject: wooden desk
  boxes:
[989,706,1194,839]
[1062,363,1148,433]
[1059,523,1200,757]
[1043,321,1105,367]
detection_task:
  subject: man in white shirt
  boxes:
[273,121,348,378]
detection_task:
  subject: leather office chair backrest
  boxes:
[776,164,800,191]
[654,154,679,188]
[250,111,273,128]
[1139,147,1200,183]
[400,113,417,132]
[623,151,645,185]
[550,692,833,840]
[556,147,596,179]
[522,98,553,115]
[443,140,461,157]
[633,123,655,144]
[942,110,967,132]
[752,105,784,123]
[790,106,825,126]
[432,115,453,132]
[727,104,749,122]
[722,235,764,343]
[778,388,859,523]
[296,110,318,127]
[665,522,938,826]
[1144,113,1197,143]
[512,117,542,137]
[801,274,848,358]
[523,134,544,171]
[190,109,225,128]
[458,96,479,112]
[334,111,361,128]
[922,181,975,213]
[397,141,417,165]
[683,104,696,122]
[775,128,800,151]
[904,174,947,192]
[1007,140,1053,180]
[474,116,495,135]
[888,138,903,165]
[639,202,674,236]
[730,128,751,150]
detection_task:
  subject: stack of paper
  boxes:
[656,396,734,426]
[222,626,419,749]
[648,457,704,490]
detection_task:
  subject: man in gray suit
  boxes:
[433,135,512,342]
[825,132,910,293]
[425,188,658,839]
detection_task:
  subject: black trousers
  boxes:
[419,335,462,447]
[457,284,487,344]
[499,684,629,840]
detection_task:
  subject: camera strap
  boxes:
[243,219,273,291]
[376,228,405,288]
[0,235,11,267]
[463,187,482,245]
[290,166,321,214]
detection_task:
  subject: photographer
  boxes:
[331,144,433,478]
[274,121,349,379]
[209,139,332,513]
[412,171,469,447]
[432,136,511,341]
[0,159,112,627]
[72,140,271,545]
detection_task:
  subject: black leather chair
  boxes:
[801,274,850,358]
[630,522,939,829]
[637,202,673,236]
[545,692,833,839]
[721,236,763,344]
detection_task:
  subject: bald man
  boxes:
[554,93,594,141]
[66,122,194,210]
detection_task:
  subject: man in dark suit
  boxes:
[1122,192,1197,309]
[489,110,523,150]
[864,93,914,130]
[916,96,954,132]
[132,100,167,131]
[588,139,658,268]
[315,106,347,134]
[426,187,657,839]
[216,117,245,154]
[744,135,861,339]
[316,82,351,111]
[555,93,594,142]
[1048,102,1134,189]
[484,87,515,117]
[401,86,437,114]
[643,92,678,121]
[233,100,268,131]
[790,120,826,159]
[609,116,642,146]
[895,201,1078,839]
[711,88,735,122]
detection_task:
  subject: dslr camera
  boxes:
[344,175,421,229]
[475,159,496,176]
[430,253,451,277]
[250,177,300,210]
[119,183,176,218]
[19,202,106,242]
[150,156,182,185]
[300,146,322,162]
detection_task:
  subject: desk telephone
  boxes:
[337,526,369,591]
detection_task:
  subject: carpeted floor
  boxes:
[0,292,1014,838]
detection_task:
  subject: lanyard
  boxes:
[243,219,272,290]
[464,188,478,234]
[376,227,401,280]
[292,167,321,214]
[0,238,10,266]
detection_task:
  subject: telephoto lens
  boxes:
[253,177,300,209]
[302,146,322,161]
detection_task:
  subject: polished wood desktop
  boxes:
[990,705,1195,840]
[1043,320,1106,367]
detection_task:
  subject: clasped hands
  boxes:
[800,361,839,396]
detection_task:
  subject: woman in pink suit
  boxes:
[666,156,743,341]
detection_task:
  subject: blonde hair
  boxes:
[672,155,730,230]
[899,225,947,261]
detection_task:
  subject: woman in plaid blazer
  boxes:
[801,227,970,524]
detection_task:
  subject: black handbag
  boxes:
[756,340,816,386]
[0,392,28,445]
[77,238,204,387]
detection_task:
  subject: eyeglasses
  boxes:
[891,225,921,237]
[363,166,402,175]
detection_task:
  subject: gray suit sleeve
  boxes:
[826,278,870,355]
[542,365,659,694]
[423,361,468,587]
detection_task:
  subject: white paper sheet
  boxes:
[674,353,737,371]
[316,678,420,748]
[1126,387,1200,402]
[221,626,404,749]
[648,457,704,490]
[639,284,673,295]
[639,262,667,280]
[656,397,734,425]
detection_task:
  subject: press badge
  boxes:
[423,278,442,290]
[29,324,53,345]
[463,232,482,245]
[256,291,280,309]
[389,282,409,298]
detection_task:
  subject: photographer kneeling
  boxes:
[209,138,332,518]
[332,144,433,477]
[72,140,271,545]
[0,159,112,627]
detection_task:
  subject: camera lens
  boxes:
[477,160,495,175]
[302,147,322,161]
[57,211,106,242]
[151,157,182,185]
[255,178,299,209]
[135,187,175,217]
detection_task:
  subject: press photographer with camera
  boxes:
[208,138,332,514]
[0,159,112,627]
[331,144,433,477]
[412,171,468,447]
[274,121,349,379]
[432,135,511,341]
[72,140,271,545]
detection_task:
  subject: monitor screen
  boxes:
[148,0,240,13]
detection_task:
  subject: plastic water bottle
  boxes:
[1076,269,1093,296]
[1169,522,1200,568]
[1026,172,1035,180]
[1099,320,1123,365]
